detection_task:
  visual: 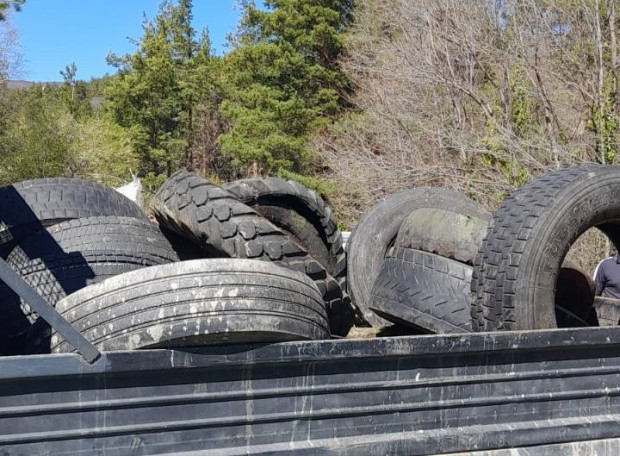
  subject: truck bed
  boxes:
[2,327,620,455]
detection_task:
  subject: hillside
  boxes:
[313,0,619,229]
[6,80,62,89]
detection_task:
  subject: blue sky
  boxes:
[10,0,257,82]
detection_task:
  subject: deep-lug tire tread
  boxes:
[151,170,355,335]
[223,177,347,290]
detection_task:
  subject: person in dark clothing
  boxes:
[594,255,620,299]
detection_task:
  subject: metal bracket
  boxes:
[0,258,101,364]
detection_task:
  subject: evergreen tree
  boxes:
[219,0,351,175]
[59,61,77,113]
[104,0,212,189]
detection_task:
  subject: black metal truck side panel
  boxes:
[2,327,620,455]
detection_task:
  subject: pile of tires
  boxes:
[3,164,610,356]
[150,171,357,337]
[0,178,179,355]
[0,172,354,356]
[348,164,607,334]
[470,164,613,331]
[348,188,493,333]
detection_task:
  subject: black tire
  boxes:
[51,259,330,352]
[159,225,211,260]
[150,170,356,336]
[395,207,490,264]
[223,177,347,290]
[7,252,171,355]
[368,250,597,335]
[470,164,620,331]
[370,248,472,334]
[0,178,147,254]
[0,217,179,352]
[348,188,489,327]
[9,216,180,265]
[553,266,598,328]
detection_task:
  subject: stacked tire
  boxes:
[348,167,603,334]
[0,173,354,356]
[0,178,179,355]
[3,164,605,356]
[346,188,491,333]
[150,170,357,337]
[470,164,615,331]
[51,259,330,352]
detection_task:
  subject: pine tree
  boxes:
[104,0,212,189]
[219,0,351,175]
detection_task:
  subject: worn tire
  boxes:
[369,250,597,335]
[554,265,598,327]
[151,170,355,336]
[395,207,490,264]
[51,259,330,352]
[370,248,472,334]
[9,216,180,265]
[0,217,179,352]
[8,252,173,355]
[223,177,347,290]
[0,178,147,254]
[470,164,620,331]
[348,188,489,327]
[159,226,210,260]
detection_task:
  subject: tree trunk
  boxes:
[595,0,606,164]
[608,0,619,158]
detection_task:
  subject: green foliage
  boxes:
[276,168,335,199]
[0,0,352,196]
[104,0,213,184]
[59,61,77,114]
[478,148,529,188]
[0,87,79,185]
[508,67,534,136]
[219,0,351,174]
[589,96,618,164]
[75,117,140,187]
[478,119,529,188]
[0,79,137,188]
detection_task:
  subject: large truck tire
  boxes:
[51,259,330,352]
[348,188,489,327]
[395,207,491,264]
[223,177,347,290]
[8,252,172,355]
[0,217,179,354]
[9,216,179,264]
[150,170,356,336]
[370,248,597,335]
[470,164,620,331]
[0,178,147,254]
[370,248,472,334]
